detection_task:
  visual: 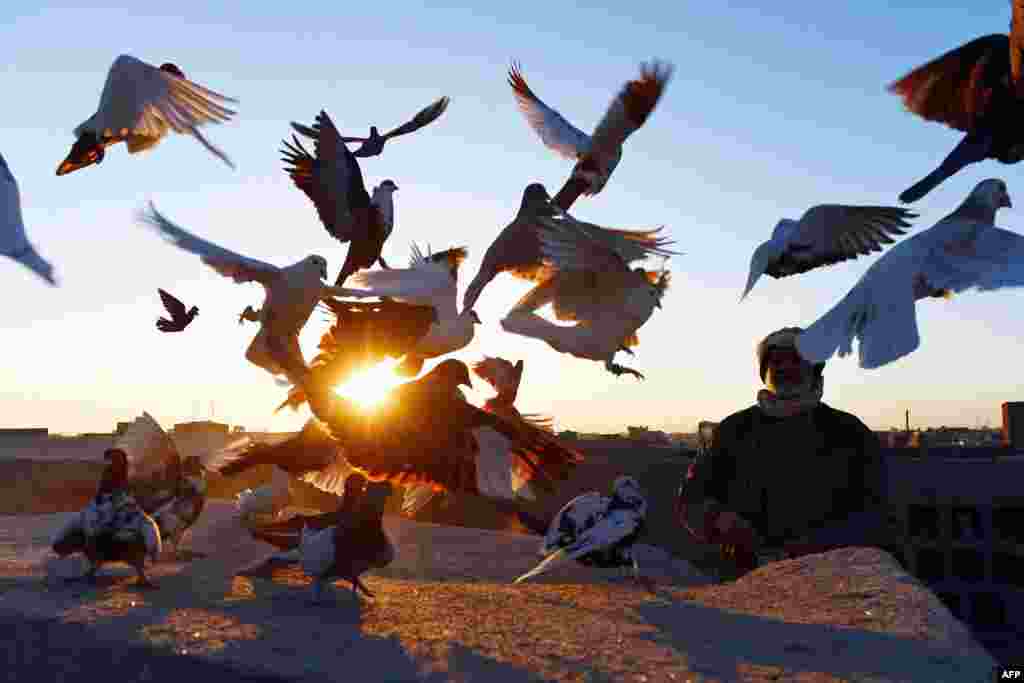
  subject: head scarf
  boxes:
[755,327,824,418]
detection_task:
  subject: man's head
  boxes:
[756,327,824,397]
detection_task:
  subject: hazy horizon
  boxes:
[3,2,1024,435]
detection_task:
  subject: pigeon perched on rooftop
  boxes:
[741,204,917,301]
[56,55,237,176]
[137,202,350,389]
[514,476,651,589]
[796,179,1023,369]
[339,96,450,158]
[285,110,399,285]
[889,3,1024,202]
[462,183,672,313]
[500,211,674,380]
[509,60,673,211]
[155,288,198,332]
[335,243,480,377]
[1,152,56,286]
[300,480,396,604]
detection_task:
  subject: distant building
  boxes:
[172,420,231,436]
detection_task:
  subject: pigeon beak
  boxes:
[654,299,662,309]
[1003,192,1013,209]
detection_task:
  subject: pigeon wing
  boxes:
[157,288,188,321]
[888,35,1009,132]
[380,96,451,140]
[508,62,592,160]
[922,224,1024,293]
[0,153,57,285]
[585,61,673,170]
[137,202,281,285]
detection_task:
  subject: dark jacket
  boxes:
[679,402,884,547]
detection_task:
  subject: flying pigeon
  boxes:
[137,202,350,389]
[1,152,56,285]
[796,179,1023,369]
[339,96,451,158]
[741,205,918,300]
[155,288,199,332]
[509,60,673,211]
[462,183,673,313]
[56,55,237,176]
[300,480,396,604]
[500,211,674,380]
[241,473,368,560]
[889,3,1024,202]
[238,304,260,325]
[284,110,399,286]
[276,297,440,412]
[335,243,480,377]
[513,476,651,589]
[401,356,568,517]
[111,412,208,559]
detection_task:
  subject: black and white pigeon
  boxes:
[508,60,673,211]
[740,204,917,300]
[299,480,396,604]
[155,288,199,332]
[889,1,1024,202]
[339,96,450,158]
[797,178,1024,369]
[1,152,56,286]
[513,476,651,588]
[284,110,399,286]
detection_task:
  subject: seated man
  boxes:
[81,449,147,544]
[677,327,887,578]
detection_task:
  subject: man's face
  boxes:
[763,346,813,393]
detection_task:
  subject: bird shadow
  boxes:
[634,600,985,681]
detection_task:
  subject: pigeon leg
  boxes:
[604,360,645,381]
[899,132,993,203]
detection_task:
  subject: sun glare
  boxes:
[333,358,407,410]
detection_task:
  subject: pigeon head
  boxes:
[741,237,785,302]
[189,305,199,317]
[306,254,329,280]
[159,63,185,78]
[377,179,399,193]
[521,183,552,211]
[429,359,473,389]
[972,179,1012,210]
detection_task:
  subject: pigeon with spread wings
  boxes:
[339,96,450,158]
[137,202,349,389]
[335,243,480,377]
[401,356,569,516]
[514,476,651,589]
[741,205,917,300]
[889,2,1024,202]
[461,183,673,313]
[284,110,398,286]
[500,211,674,380]
[155,288,198,332]
[797,179,1024,369]
[1,152,56,286]
[509,61,672,211]
[57,55,237,176]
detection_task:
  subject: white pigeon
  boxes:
[508,60,673,208]
[236,466,293,526]
[1,152,56,285]
[137,202,350,387]
[500,212,673,380]
[741,204,917,301]
[796,178,1022,370]
[57,54,237,176]
[334,243,480,377]
[513,476,649,585]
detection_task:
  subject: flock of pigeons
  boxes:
[16,8,1024,601]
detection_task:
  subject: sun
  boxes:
[333,358,407,410]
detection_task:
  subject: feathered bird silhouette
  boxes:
[889,2,1024,202]
[155,288,198,332]
[339,96,450,158]
[284,110,399,286]
[56,55,237,176]
[509,60,673,211]
[1,152,56,285]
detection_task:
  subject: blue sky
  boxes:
[2,1,1023,434]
